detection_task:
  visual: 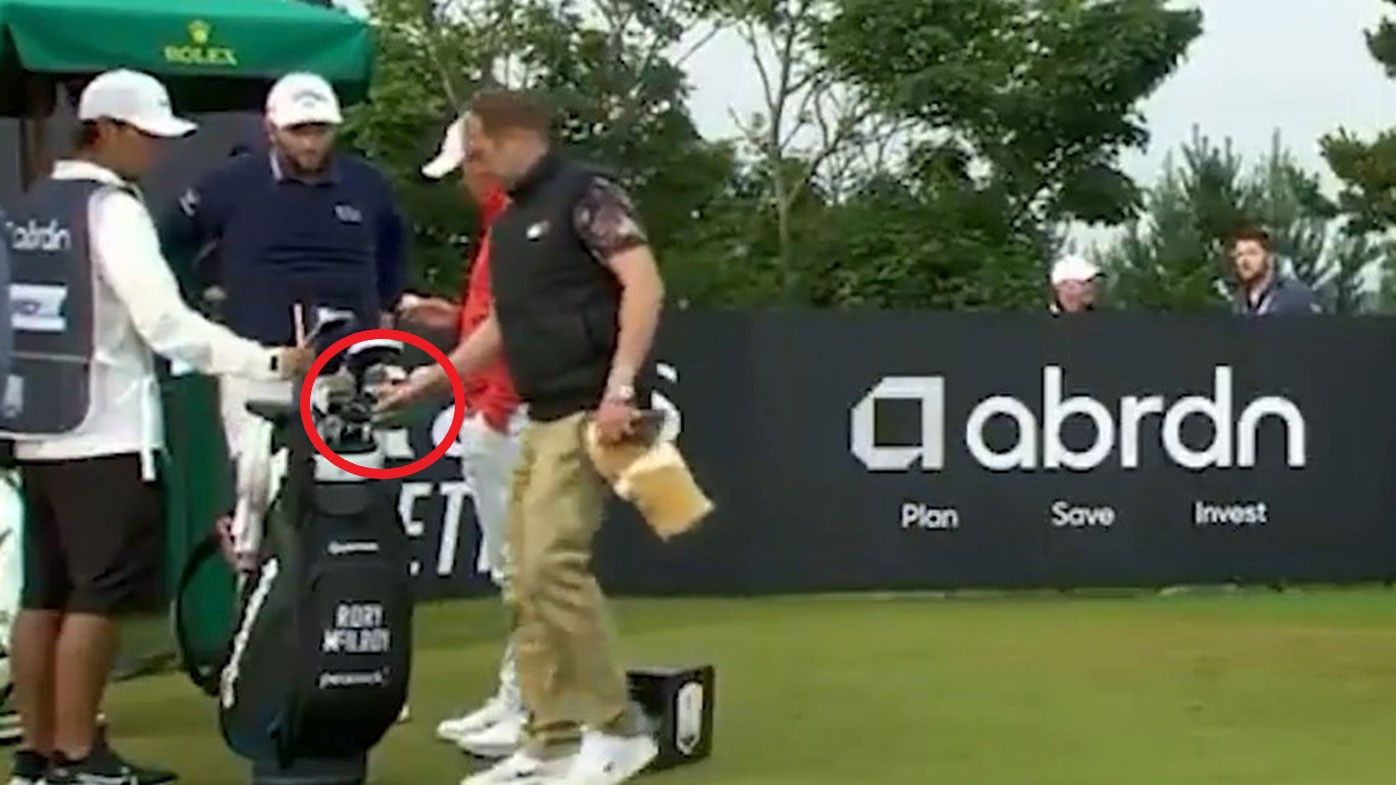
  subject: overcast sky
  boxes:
[684,0,1396,193]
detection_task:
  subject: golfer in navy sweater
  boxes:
[163,72,406,344]
[160,72,408,567]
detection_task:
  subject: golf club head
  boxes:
[306,307,357,344]
[304,307,359,375]
[344,338,405,371]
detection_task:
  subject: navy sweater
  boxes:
[162,152,406,344]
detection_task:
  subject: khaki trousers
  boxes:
[503,412,637,756]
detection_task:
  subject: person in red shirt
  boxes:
[398,115,528,757]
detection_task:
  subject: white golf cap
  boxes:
[1050,255,1102,285]
[422,115,467,179]
[78,70,196,139]
[266,72,342,128]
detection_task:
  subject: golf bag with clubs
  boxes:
[173,312,414,785]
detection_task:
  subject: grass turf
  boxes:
[89,588,1396,784]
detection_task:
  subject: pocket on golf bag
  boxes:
[282,482,412,761]
[290,553,412,759]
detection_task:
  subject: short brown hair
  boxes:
[469,89,551,137]
[1229,225,1271,252]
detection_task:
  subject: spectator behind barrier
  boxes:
[1049,254,1102,315]
[1229,226,1322,316]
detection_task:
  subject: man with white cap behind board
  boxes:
[1049,254,1103,315]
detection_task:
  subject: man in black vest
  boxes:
[379,90,664,785]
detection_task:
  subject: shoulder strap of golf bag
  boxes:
[171,531,228,697]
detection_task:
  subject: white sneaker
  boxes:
[461,750,572,785]
[438,696,516,743]
[0,709,20,745]
[563,731,658,785]
[459,711,526,758]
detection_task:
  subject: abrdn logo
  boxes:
[8,219,71,253]
[850,366,1306,472]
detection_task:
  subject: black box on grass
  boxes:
[626,665,715,771]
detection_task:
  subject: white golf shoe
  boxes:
[443,640,523,744]
[461,750,572,785]
[438,696,518,744]
[458,711,527,758]
[562,730,658,785]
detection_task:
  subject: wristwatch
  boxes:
[605,382,635,404]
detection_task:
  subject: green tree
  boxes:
[1319,0,1396,315]
[1103,131,1244,311]
[341,0,740,301]
[713,0,912,303]
[1323,0,1396,234]
[1106,130,1378,314]
[1244,133,1336,289]
[350,0,1213,311]
[336,0,480,294]
[819,0,1202,236]
[1328,231,1382,315]
[807,0,1200,310]
[802,143,1043,310]
[1373,239,1396,314]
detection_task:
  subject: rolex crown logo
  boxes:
[166,18,237,67]
[189,20,211,46]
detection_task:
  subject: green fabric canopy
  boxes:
[0,0,373,114]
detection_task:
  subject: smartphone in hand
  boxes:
[628,409,669,445]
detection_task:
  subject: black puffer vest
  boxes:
[490,152,624,421]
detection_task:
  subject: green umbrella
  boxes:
[0,0,373,115]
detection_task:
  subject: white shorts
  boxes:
[459,409,526,585]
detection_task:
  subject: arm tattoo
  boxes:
[573,177,649,262]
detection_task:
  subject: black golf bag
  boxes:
[174,332,414,784]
